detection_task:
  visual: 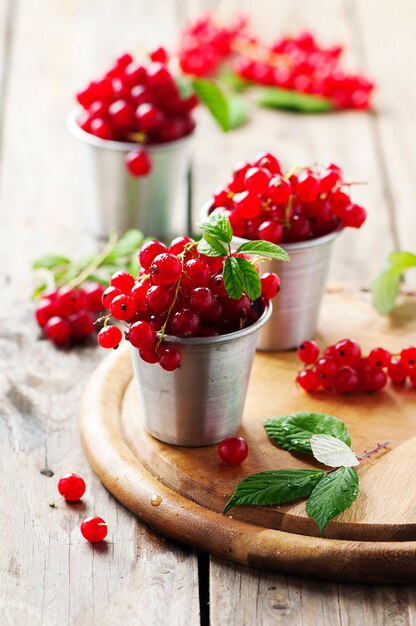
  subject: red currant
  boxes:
[139,240,168,270]
[110,271,135,294]
[139,345,159,363]
[169,236,193,256]
[218,436,248,465]
[388,358,408,384]
[35,299,58,327]
[58,473,86,501]
[260,273,280,299]
[368,347,392,369]
[80,516,108,543]
[297,340,320,364]
[68,311,95,339]
[333,366,360,394]
[83,283,105,312]
[125,150,152,177]
[158,346,182,371]
[268,176,292,205]
[45,317,71,345]
[244,167,272,195]
[181,259,211,288]
[296,173,319,202]
[359,365,388,392]
[135,103,164,132]
[98,325,123,349]
[128,321,156,349]
[333,339,362,368]
[150,253,182,285]
[257,221,284,244]
[170,309,200,337]
[234,191,262,219]
[297,368,321,391]
[110,294,137,321]
[102,286,122,310]
[400,346,416,370]
[146,285,174,314]
[189,287,213,313]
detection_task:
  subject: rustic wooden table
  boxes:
[1,0,415,624]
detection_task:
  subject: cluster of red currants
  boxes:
[296,340,416,394]
[235,31,374,110]
[76,49,197,176]
[55,473,107,543]
[35,283,105,346]
[208,152,366,244]
[97,238,280,371]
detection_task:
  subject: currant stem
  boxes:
[66,232,118,289]
[357,441,390,461]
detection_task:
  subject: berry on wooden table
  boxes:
[80,516,108,543]
[58,473,86,501]
[297,340,320,365]
[218,436,249,465]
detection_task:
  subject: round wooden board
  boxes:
[80,290,416,583]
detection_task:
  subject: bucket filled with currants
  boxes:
[97,213,288,446]
[202,152,367,350]
[68,49,196,241]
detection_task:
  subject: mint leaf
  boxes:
[310,434,359,468]
[371,251,416,315]
[223,257,243,299]
[199,211,233,244]
[264,412,351,455]
[228,93,248,129]
[236,257,261,300]
[306,467,359,534]
[257,87,334,113]
[223,469,325,513]
[32,255,71,270]
[236,240,290,261]
[191,78,246,131]
[104,229,144,263]
[197,235,228,258]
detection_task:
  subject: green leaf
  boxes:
[236,240,290,261]
[264,412,351,455]
[223,257,244,299]
[104,229,144,263]
[310,434,359,468]
[224,469,325,513]
[236,257,261,300]
[32,255,71,270]
[228,93,248,129]
[306,467,359,534]
[371,251,416,315]
[175,74,194,99]
[197,235,228,258]
[191,78,246,131]
[217,68,252,92]
[31,282,48,300]
[257,87,334,113]
[199,211,233,244]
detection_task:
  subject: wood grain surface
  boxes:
[1,0,416,623]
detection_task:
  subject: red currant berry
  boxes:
[145,285,174,314]
[89,118,113,140]
[333,339,362,368]
[58,473,86,501]
[170,309,200,337]
[83,283,105,312]
[169,236,193,256]
[181,259,211,288]
[57,287,86,315]
[257,220,284,244]
[102,286,122,310]
[139,345,159,364]
[130,282,149,310]
[108,99,134,128]
[268,176,292,205]
[400,346,416,370]
[98,325,123,349]
[45,316,71,345]
[128,320,156,349]
[210,275,228,298]
[110,271,135,294]
[135,103,164,132]
[149,253,182,286]
[158,346,182,371]
[318,168,341,195]
[202,298,223,323]
[125,150,152,177]
[244,167,272,195]
[189,287,213,313]
[80,516,108,543]
[388,358,408,384]
[234,190,262,219]
[359,365,388,392]
[68,311,95,339]
[340,204,367,228]
[368,347,392,369]
[333,366,360,394]
[149,46,169,64]
[110,294,137,321]
[139,240,168,270]
[254,152,281,174]
[296,172,320,203]
[316,356,338,379]
[297,340,320,364]
[296,368,321,392]
[218,436,248,465]
[35,299,58,327]
[260,273,280,299]
[116,52,133,68]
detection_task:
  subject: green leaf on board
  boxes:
[264,412,351,455]
[257,87,334,113]
[371,250,416,314]
[191,78,247,131]
[310,434,359,468]
[217,68,252,92]
[235,257,261,300]
[223,256,244,299]
[224,469,325,513]
[306,467,359,534]
[228,93,248,129]
[236,240,290,261]
[197,235,228,258]
[32,255,71,270]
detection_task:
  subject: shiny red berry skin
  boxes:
[254,152,281,174]
[182,259,211,288]
[128,320,156,349]
[260,273,280,299]
[359,365,388,392]
[400,346,416,370]
[218,436,248,465]
[257,220,284,244]
[340,204,367,228]
[244,167,272,195]
[58,473,86,501]
[83,283,105,312]
[139,240,168,270]
[146,285,174,314]
[125,150,152,177]
[189,287,213,312]
[130,282,149,310]
[409,370,416,388]
[139,345,159,363]
[234,190,262,219]
[56,287,86,316]
[108,99,134,128]
[169,236,193,256]
[89,118,113,140]
[388,358,408,384]
[45,316,71,345]
[102,286,122,310]
[98,325,123,349]
[110,294,137,321]
[297,340,320,364]
[68,311,95,339]
[110,271,135,294]
[149,46,169,64]
[268,176,292,205]
[135,103,164,132]
[80,516,108,543]
[297,368,321,391]
[170,309,200,337]
[333,366,360,394]
[296,173,319,202]
[368,347,392,369]
[333,339,362,368]
[316,356,338,380]
[150,253,182,285]
[158,346,182,371]
[35,299,58,327]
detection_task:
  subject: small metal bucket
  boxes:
[130,302,272,446]
[200,202,340,351]
[67,108,194,241]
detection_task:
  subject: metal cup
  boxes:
[200,202,340,351]
[130,302,272,447]
[67,108,194,241]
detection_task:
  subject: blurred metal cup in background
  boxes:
[130,302,272,447]
[67,108,194,241]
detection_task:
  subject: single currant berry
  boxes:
[189,287,213,313]
[158,346,182,371]
[218,436,248,465]
[128,320,156,349]
[296,368,321,392]
[139,345,159,364]
[139,240,168,270]
[56,286,86,316]
[58,473,86,501]
[388,358,408,384]
[340,203,367,228]
[149,46,169,64]
[146,285,174,314]
[135,103,164,133]
[150,253,182,285]
[260,273,280,299]
[333,366,360,394]
[222,295,251,321]
[110,294,137,321]
[98,325,123,349]
[116,52,133,68]
[35,299,58,327]
[68,311,95,339]
[254,152,281,174]
[257,220,284,244]
[359,365,388,392]
[210,275,228,298]
[89,118,113,140]
[80,516,108,543]
[169,236,193,256]
[244,167,272,195]
[108,99,134,128]
[181,259,211,288]
[268,176,292,205]
[233,190,262,219]
[368,347,392,369]
[400,346,416,370]
[333,339,362,368]
[110,270,136,294]
[316,356,338,380]
[130,282,149,311]
[318,168,342,195]
[170,308,200,337]
[202,298,223,323]
[296,172,320,203]
[125,150,152,177]
[83,283,105,312]
[102,286,122,310]
[297,340,320,365]
[45,316,71,345]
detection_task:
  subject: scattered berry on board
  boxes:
[296,340,416,394]
[80,516,108,543]
[57,473,86,501]
[218,436,249,465]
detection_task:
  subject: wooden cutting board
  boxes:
[79,290,416,582]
